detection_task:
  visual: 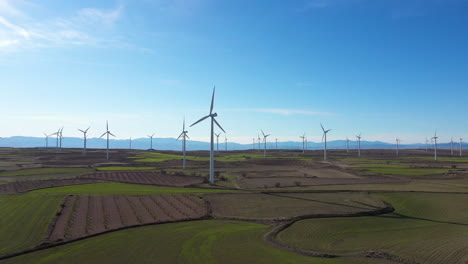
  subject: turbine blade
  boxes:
[186,134,190,140]
[177,132,184,140]
[320,123,325,132]
[210,86,215,114]
[213,118,226,133]
[190,115,210,127]
[109,132,116,137]
[261,130,265,137]
[99,132,107,138]
[78,129,84,133]
[322,133,325,142]
[106,120,108,131]
[85,127,90,132]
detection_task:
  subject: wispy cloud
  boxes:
[226,108,335,116]
[0,2,125,52]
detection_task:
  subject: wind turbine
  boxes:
[450,137,454,156]
[425,138,429,152]
[261,130,270,157]
[190,87,225,185]
[346,137,350,153]
[460,137,463,157]
[257,134,261,152]
[252,138,255,150]
[224,135,227,151]
[177,118,189,169]
[147,133,156,150]
[215,132,221,153]
[321,124,331,161]
[275,138,278,150]
[356,133,362,157]
[432,131,438,161]
[129,137,132,149]
[395,138,400,156]
[78,127,90,154]
[99,121,115,160]
[300,133,306,153]
[44,133,51,148]
[58,127,64,150]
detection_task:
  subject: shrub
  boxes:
[452,165,457,169]
[241,173,247,177]
[294,181,301,187]
[160,170,167,175]
[275,182,281,188]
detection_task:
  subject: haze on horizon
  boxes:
[1,0,467,145]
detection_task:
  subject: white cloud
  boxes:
[0,38,18,47]
[250,108,335,116]
[0,0,27,17]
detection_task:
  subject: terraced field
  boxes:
[0,194,64,257]
[276,193,468,264]
[80,171,205,187]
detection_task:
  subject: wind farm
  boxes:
[1,1,468,264]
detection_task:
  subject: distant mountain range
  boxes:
[0,136,464,151]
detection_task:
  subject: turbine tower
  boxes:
[78,127,90,154]
[177,118,189,169]
[54,128,61,149]
[346,137,350,153]
[190,87,225,185]
[321,123,331,161]
[275,138,278,150]
[261,130,270,157]
[396,138,400,156]
[43,133,51,148]
[215,132,221,153]
[300,133,306,153]
[460,137,463,157]
[129,137,132,149]
[257,134,261,152]
[432,131,438,161]
[252,138,255,150]
[224,135,227,151]
[356,133,362,157]
[147,133,156,150]
[450,137,454,156]
[425,138,429,152]
[99,121,115,160]
[58,127,64,150]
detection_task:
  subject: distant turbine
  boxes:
[450,137,454,156]
[190,87,225,185]
[215,132,221,153]
[261,130,270,157]
[257,134,261,152]
[275,138,278,150]
[395,138,401,156]
[129,137,132,149]
[224,135,227,151]
[147,133,156,150]
[321,123,331,161]
[252,138,255,150]
[58,127,64,150]
[300,133,306,153]
[432,131,438,161]
[99,121,115,160]
[425,138,429,152]
[54,128,60,148]
[43,133,51,148]
[346,137,349,153]
[460,137,463,157]
[356,133,362,157]
[305,138,308,150]
[177,118,189,169]
[78,127,90,154]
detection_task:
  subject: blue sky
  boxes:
[0,0,467,144]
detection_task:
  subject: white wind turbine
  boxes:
[356,133,362,157]
[190,87,225,185]
[252,138,256,150]
[99,121,115,160]
[460,137,463,157]
[261,130,270,157]
[321,123,331,161]
[54,128,61,149]
[129,137,132,149]
[432,131,438,161]
[78,127,90,154]
[177,118,189,169]
[275,138,278,150]
[257,134,261,152]
[43,133,51,148]
[147,133,156,150]
[425,138,429,152]
[215,132,221,153]
[300,133,306,153]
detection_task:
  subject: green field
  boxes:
[0,194,64,256]
[130,152,313,163]
[0,168,92,177]
[403,156,468,162]
[277,193,468,264]
[96,166,156,171]
[0,220,392,264]
[31,182,233,195]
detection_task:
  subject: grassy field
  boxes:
[0,168,93,177]
[206,192,385,220]
[96,166,156,171]
[0,194,64,256]
[130,152,313,163]
[0,220,394,264]
[403,156,468,162]
[277,192,468,264]
[31,182,233,195]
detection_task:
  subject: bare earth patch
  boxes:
[79,171,204,187]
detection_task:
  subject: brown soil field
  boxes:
[47,194,208,243]
[79,171,205,187]
[0,178,102,194]
[206,192,387,221]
